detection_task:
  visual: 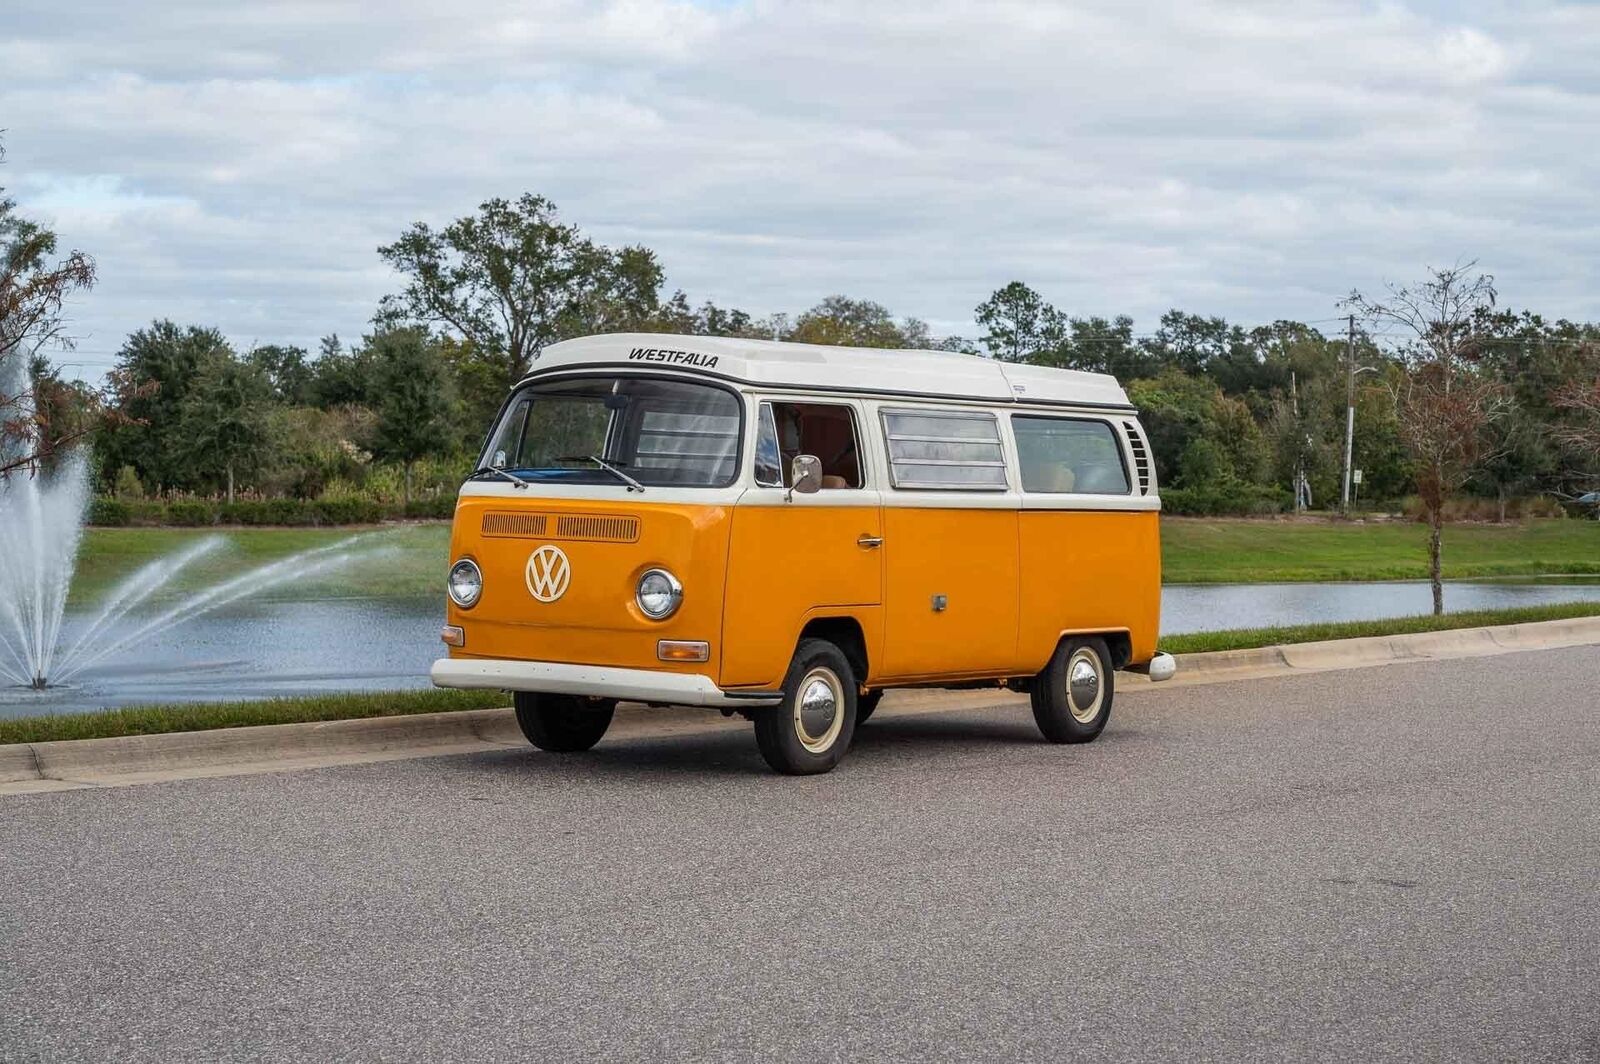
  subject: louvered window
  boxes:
[881,409,1008,491]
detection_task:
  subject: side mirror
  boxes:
[788,454,823,497]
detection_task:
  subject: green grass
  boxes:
[69,523,452,607]
[0,687,508,745]
[1161,600,1600,655]
[1161,517,1600,584]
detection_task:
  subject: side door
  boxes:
[876,404,1022,681]
[720,398,884,689]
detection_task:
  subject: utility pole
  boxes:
[1341,313,1356,511]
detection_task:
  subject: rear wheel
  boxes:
[1030,636,1114,744]
[753,639,857,775]
[513,692,616,752]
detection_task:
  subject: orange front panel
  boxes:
[720,502,883,688]
[1016,509,1161,670]
[445,495,731,680]
[879,507,1021,681]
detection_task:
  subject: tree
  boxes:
[1141,310,1248,378]
[788,296,923,348]
[308,334,379,410]
[974,282,1064,363]
[101,321,231,490]
[177,350,273,503]
[1473,408,1552,522]
[1345,264,1508,613]
[378,194,665,392]
[369,329,455,505]
[1551,344,1600,483]
[249,344,314,405]
[0,142,98,477]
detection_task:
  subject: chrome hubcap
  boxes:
[794,668,844,753]
[1066,650,1103,723]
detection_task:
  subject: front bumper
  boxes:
[430,657,783,707]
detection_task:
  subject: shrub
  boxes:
[126,499,169,525]
[164,499,216,526]
[219,499,311,526]
[402,496,456,520]
[112,465,145,499]
[311,497,384,525]
[1402,494,1572,523]
[88,496,131,526]
[1161,482,1290,516]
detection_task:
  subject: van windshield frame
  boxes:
[478,373,746,489]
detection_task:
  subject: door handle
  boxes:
[857,534,884,549]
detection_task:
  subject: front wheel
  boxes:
[753,638,857,775]
[1030,636,1114,744]
[513,692,616,752]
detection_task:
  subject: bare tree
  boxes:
[1,141,98,478]
[1344,264,1509,614]
[1551,357,1600,485]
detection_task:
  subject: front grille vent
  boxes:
[481,512,550,538]
[480,511,641,542]
[1122,421,1151,496]
[554,514,640,543]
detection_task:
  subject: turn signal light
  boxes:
[657,640,709,662]
[440,625,465,647]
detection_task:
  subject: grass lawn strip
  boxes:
[0,688,505,746]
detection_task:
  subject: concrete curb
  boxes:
[1135,614,1600,688]
[3,615,1597,793]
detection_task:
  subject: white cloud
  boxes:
[2,0,1597,375]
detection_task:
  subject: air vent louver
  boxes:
[554,514,640,542]
[481,512,550,538]
[1122,421,1151,496]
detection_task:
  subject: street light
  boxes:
[1342,363,1380,511]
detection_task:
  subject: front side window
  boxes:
[479,376,742,488]
[1013,416,1130,494]
[765,402,864,489]
[881,409,1007,490]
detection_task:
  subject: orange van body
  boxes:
[433,333,1167,708]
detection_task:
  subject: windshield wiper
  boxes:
[559,455,645,493]
[466,465,531,489]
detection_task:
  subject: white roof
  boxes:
[527,333,1134,411]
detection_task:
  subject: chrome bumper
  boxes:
[1127,652,1178,682]
[430,657,783,707]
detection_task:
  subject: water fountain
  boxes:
[0,355,387,696]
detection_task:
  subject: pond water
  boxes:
[6,579,1600,718]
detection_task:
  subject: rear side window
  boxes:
[881,409,1008,490]
[1013,416,1130,494]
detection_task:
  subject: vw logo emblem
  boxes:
[524,545,572,602]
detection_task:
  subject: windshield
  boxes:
[480,375,743,488]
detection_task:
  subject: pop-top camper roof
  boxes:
[525,333,1135,412]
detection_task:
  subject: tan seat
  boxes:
[820,475,849,490]
[1027,464,1075,492]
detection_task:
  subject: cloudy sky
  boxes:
[5,0,1599,377]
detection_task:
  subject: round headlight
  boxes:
[635,568,683,619]
[448,558,483,609]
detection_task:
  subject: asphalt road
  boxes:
[2,647,1597,1063]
